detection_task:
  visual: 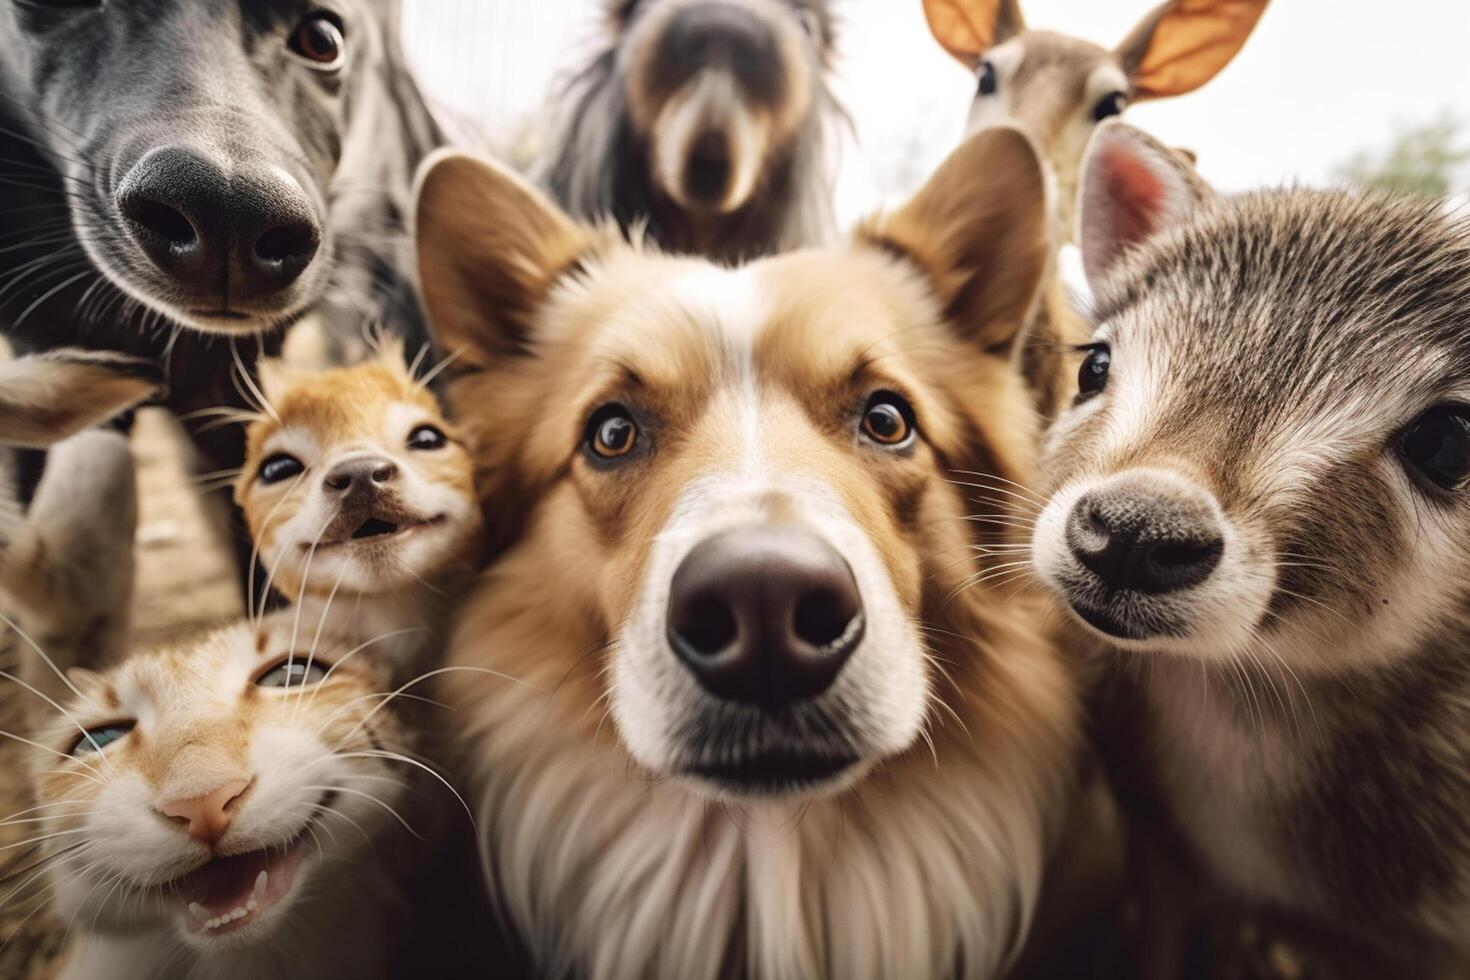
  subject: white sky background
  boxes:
[402,0,1470,224]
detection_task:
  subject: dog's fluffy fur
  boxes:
[415,127,1079,979]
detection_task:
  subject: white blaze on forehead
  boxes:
[669,263,774,480]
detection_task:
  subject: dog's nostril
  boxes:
[124,198,198,249]
[1153,540,1221,569]
[677,596,738,656]
[254,223,318,265]
[793,589,856,650]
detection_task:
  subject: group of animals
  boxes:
[0,0,1466,978]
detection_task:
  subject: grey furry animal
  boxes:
[1030,121,1470,976]
[539,0,842,263]
[0,0,445,575]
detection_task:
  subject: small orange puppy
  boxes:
[234,345,482,677]
[415,126,1080,980]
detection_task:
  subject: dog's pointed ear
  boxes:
[861,125,1049,355]
[923,0,1025,69]
[415,150,592,369]
[0,350,160,448]
[1116,0,1268,101]
[1079,120,1214,294]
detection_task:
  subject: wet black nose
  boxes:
[116,146,321,305]
[667,525,864,711]
[683,130,732,206]
[1067,490,1223,594]
[656,2,782,102]
[322,458,399,496]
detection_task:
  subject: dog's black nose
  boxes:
[657,2,781,101]
[1067,490,1223,594]
[667,525,864,711]
[117,145,321,306]
[323,458,399,496]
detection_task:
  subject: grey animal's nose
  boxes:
[666,524,864,712]
[116,145,321,304]
[1066,486,1223,595]
[322,458,399,496]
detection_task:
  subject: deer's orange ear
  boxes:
[1117,0,1269,100]
[922,0,1025,69]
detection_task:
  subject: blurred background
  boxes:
[402,0,1470,220]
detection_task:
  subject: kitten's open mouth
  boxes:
[175,793,335,938]
[307,513,446,550]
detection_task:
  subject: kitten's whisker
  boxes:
[301,784,420,840]
[302,628,427,714]
[0,668,117,779]
[334,750,475,828]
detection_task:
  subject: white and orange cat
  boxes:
[234,343,482,678]
[28,618,413,980]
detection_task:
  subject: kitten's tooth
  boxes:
[188,902,210,925]
[247,899,258,912]
[253,870,268,902]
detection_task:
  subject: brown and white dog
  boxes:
[539,0,842,263]
[415,126,1078,980]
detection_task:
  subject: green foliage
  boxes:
[1335,113,1470,198]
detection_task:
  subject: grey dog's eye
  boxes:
[289,12,346,68]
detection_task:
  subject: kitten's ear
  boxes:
[1079,120,1214,294]
[253,357,297,408]
[861,125,1049,355]
[66,667,103,692]
[414,150,594,370]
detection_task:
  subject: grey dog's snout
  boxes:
[1067,481,1224,595]
[116,145,321,306]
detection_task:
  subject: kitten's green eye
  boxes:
[71,723,134,757]
[256,659,329,689]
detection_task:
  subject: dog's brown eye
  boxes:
[861,393,915,448]
[259,453,305,485]
[593,414,638,458]
[289,13,345,67]
[407,425,446,451]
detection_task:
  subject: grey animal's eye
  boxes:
[289,11,346,69]
[1399,405,1470,493]
[71,722,134,757]
[1076,344,1110,400]
[256,658,329,689]
[977,61,998,96]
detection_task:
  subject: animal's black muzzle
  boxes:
[116,145,322,312]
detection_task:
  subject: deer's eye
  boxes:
[1399,405,1470,494]
[977,61,998,96]
[289,12,346,69]
[1092,92,1127,122]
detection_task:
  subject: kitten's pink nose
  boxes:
[160,779,250,846]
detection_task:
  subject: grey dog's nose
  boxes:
[666,525,864,712]
[117,145,321,306]
[322,458,399,496]
[1066,486,1223,594]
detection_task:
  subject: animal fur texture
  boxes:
[1032,120,1470,976]
[415,125,1079,980]
[539,0,843,263]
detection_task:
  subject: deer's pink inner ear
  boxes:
[1100,144,1166,250]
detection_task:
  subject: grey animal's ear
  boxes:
[414,150,594,370]
[0,350,160,448]
[1078,120,1214,294]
